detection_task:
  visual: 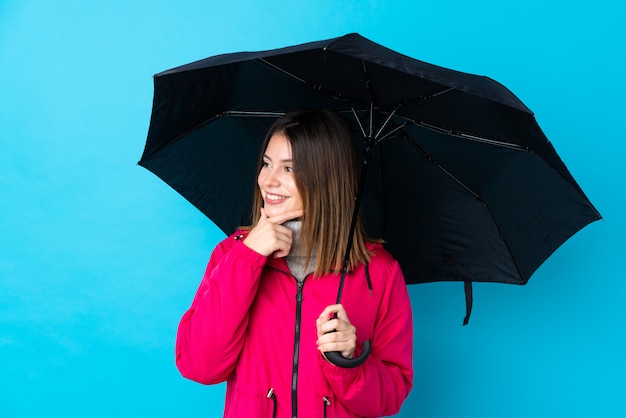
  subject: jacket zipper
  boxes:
[292,279,304,418]
[323,396,331,418]
[267,265,308,418]
[267,388,277,418]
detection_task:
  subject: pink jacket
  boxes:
[176,231,413,417]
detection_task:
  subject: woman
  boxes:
[176,109,413,417]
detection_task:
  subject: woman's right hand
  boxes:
[243,208,303,258]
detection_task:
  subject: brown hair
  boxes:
[250,109,373,275]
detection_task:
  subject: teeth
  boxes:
[266,193,287,201]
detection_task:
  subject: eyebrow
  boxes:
[263,154,293,163]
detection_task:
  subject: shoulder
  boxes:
[210,229,252,257]
[218,229,249,245]
[206,229,267,269]
[363,242,402,280]
[366,241,397,267]
[364,243,410,302]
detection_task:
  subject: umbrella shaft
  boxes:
[336,135,375,305]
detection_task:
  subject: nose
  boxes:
[261,167,280,187]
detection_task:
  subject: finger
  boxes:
[271,228,295,258]
[318,342,355,359]
[252,208,269,229]
[317,334,355,349]
[273,242,292,258]
[317,317,338,335]
[272,223,294,237]
[318,304,349,322]
[317,331,356,358]
[319,318,355,336]
[317,305,341,333]
[271,224,294,243]
[245,211,293,257]
[317,305,337,321]
[253,221,292,244]
[266,209,303,225]
[317,306,355,337]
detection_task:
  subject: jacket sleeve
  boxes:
[319,259,413,416]
[175,236,268,384]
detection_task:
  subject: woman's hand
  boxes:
[316,304,357,359]
[243,208,303,258]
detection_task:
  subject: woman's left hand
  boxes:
[316,304,357,359]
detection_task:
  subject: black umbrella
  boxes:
[139,33,600,362]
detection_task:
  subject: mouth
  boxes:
[264,192,289,203]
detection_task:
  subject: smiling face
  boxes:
[257,132,303,219]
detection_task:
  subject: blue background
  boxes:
[1,1,623,416]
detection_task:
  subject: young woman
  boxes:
[176,109,413,417]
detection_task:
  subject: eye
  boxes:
[285,165,294,173]
[262,160,271,168]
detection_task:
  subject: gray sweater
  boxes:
[283,220,316,282]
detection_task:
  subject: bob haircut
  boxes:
[250,109,373,276]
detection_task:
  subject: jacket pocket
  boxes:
[226,384,277,418]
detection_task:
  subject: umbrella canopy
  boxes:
[139,33,600,315]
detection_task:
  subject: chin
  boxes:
[264,206,299,219]
[263,207,285,217]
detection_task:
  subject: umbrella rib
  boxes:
[257,58,310,86]
[430,87,456,98]
[374,106,399,140]
[436,165,481,200]
[257,58,356,106]
[222,110,286,118]
[401,133,531,282]
[146,110,286,156]
[454,131,526,149]
[361,60,377,138]
[400,87,456,106]
[350,107,368,139]
[395,117,528,151]
[404,135,482,201]
[377,122,407,143]
[256,57,383,135]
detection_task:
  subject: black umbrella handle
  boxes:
[324,339,372,368]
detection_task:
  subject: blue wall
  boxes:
[1,1,624,416]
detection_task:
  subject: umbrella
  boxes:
[139,33,600,353]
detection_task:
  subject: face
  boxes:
[257,132,304,219]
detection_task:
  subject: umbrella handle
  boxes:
[324,339,371,368]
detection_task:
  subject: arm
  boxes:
[175,237,268,384]
[175,209,301,384]
[319,260,413,416]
